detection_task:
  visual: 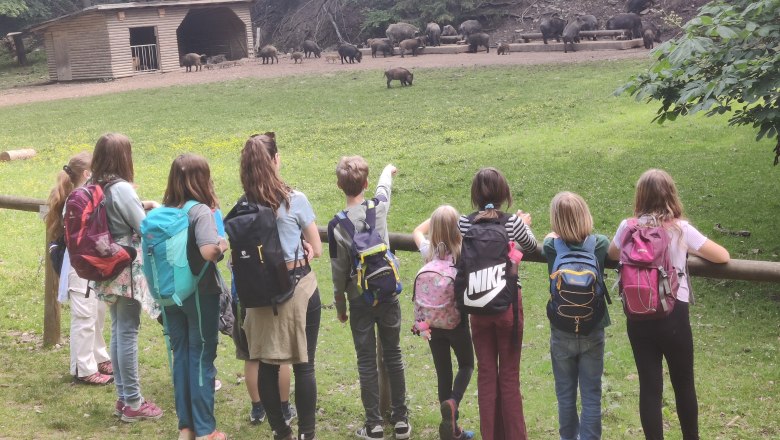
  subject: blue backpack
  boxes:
[140,201,212,384]
[141,201,210,307]
[547,236,610,335]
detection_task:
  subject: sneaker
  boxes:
[298,433,316,440]
[250,402,266,425]
[273,430,293,440]
[454,429,474,440]
[214,379,222,392]
[120,400,163,422]
[394,420,411,440]
[97,360,113,375]
[195,431,227,440]
[283,402,298,426]
[439,399,456,440]
[76,372,113,385]
[356,424,384,439]
[114,399,125,417]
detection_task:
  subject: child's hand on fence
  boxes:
[517,209,532,226]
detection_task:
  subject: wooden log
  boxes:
[0,195,45,212]
[0,148,36,161]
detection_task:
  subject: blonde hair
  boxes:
[550,191,593,244]
[634,169,685,224]
[45,151,92,239]
[336,156,369,197]
[426,205,462,263]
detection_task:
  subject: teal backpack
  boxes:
[141,200,211,384]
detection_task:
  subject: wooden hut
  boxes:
[27,0,254,81]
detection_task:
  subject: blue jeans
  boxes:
[550,327,605,440]
[110,296,143,407]
[349,298,408,426]
[165,293,219,437]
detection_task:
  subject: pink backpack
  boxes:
[617,218,680,320]
[413,256,461,330]
[64,181,136,282]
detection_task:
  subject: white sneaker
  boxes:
[394,420,411,440]
[356,424,384,439]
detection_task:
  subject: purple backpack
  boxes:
[413,256,461,330]
[617,218,680,320]
[63,181,135,282]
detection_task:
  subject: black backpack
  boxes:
[224,197,300,314]
[327,198,402,306]
[455,212,521,341]
[547,236,610,335]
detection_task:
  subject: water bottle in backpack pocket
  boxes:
[617,218,681,320]
[547,236,609,334]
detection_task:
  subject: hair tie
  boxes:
[63,165,72,174]
[484,203,495,209]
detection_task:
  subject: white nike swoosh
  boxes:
[464,280,506,308]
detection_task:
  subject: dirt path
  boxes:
[0,49,649,108]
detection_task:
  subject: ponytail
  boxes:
[45,152,92,239]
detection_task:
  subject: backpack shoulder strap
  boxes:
[182,200,200,213]
[335,210,356,238]
[364,200,377,231]
[327,215,341,259]
[582,235,597,254]
[552,237,571,255]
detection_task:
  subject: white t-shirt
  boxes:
[612,218,708,303]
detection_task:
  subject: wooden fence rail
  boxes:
[2,194,779,348]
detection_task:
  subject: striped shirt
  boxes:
[458,212,537,253]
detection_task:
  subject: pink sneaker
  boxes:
[114,399,125,417]
[121,400,163,422]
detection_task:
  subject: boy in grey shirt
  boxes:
[327,156,410,440]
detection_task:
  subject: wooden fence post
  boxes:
[40,205,62,347]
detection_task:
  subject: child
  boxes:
[46,151,113,385]
[89,133,163,422]
[608,169,729,440]
[412,205,475,440]
[328,156,410,440]
[159,154,228,440]
[237,133,322,440]
[542,192,611,440]
[230,280,296,426]
[458,167,536,440]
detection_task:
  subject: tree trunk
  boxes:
[322,2,345,44]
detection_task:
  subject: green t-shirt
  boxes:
[541,234,612,329]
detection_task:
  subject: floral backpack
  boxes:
[413,255,461,330]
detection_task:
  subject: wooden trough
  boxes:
[516,29,630,43]
[358,37,643,57]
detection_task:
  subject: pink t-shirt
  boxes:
[612,218,708,303]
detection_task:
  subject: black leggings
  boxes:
[428,320,475,405]
[260,290,321,437]
[627,301,698,440]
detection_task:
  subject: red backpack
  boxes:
[63,181,136,282]
[617,218,680,320]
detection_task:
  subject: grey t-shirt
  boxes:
[186,203,221,295]
[274,190,316,263]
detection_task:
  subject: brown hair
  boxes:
[336,156,369,197]
[550,191,593,244]
[471,167,512,221]
[45,152,92,239]
[91,133,134,184]
[426,205,462,263]
[162,154,219,209]
[240,132,290,211]
[634,169,685,224]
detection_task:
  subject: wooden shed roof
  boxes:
[26,0,253,33]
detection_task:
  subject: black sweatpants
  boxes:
[627,301,698,440]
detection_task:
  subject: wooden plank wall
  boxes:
[41,12,111,81]
[106,4,253,78]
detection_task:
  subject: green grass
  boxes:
[0,60,778,439]
[0,49,49,90]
